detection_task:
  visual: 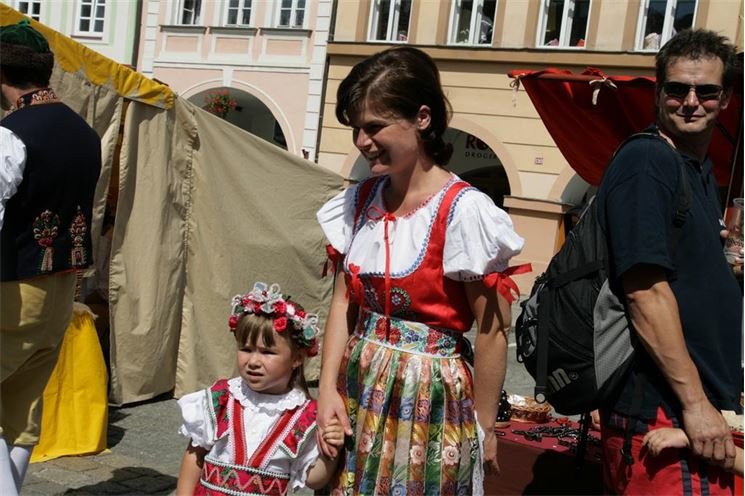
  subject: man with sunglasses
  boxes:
[596,29,741,495]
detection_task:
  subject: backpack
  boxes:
[514,133,691,415]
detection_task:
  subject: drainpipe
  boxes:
[131,0,144,69]
[314,0,338,163]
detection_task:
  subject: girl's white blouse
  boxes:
[177,378,320,490]
[317,175,524,279]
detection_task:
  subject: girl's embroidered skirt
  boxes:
[332,310,481,496]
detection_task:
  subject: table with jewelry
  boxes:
[483,419,603,495]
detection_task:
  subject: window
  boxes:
[537,0,591,48]
[449,0,498,45]
[178,0,202,25]
[77,0,106,35]
[226,0,252,25]
[636,0,697,51]
[277,0,305,28]
[369,0,412,42]
[16,0,41,21]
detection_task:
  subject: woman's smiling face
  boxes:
[350,101,429,177]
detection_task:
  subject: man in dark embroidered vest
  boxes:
[0,20,100,495]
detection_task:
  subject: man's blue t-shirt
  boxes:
[597,129,743,418]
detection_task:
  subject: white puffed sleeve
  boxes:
[316,186,357,254]
[289,427,321,490]
[443,189,524,279]
[177,388,217,450]
[0,127,26,232]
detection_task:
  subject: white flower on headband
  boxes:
[228,281,319,356]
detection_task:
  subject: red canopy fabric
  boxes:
[508,67,742,186]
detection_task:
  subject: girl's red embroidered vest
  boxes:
[194,380,317,496]
[345,176,475,333]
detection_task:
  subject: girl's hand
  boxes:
[317,387,352,458]
[322,418,345,450]
[643,427,690,456]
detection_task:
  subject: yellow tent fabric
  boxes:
[0,5,173,109]
[30,305,108,462]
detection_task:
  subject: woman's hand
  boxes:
[481,426,500,475]
[316,387,352,458]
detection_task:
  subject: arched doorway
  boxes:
[346,127,511,207]
[188,87,287,150]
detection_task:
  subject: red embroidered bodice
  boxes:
[344,176,475,333]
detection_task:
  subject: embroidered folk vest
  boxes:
[195,379,318,496]
[1,98,101,281]
[345,176,475,332]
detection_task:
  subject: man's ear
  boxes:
[720,88,733,110]
[416,105,431,131]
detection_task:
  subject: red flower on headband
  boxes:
[273,301,287,314]
[241,296,251,306]
[297,310,306,319]
[228,314,240,330]
[274,317,288,332]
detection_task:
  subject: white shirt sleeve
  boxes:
[443,189,524,280]
[177,388,217,450]
[289,426,321,490]
[0,126,27,232]
[316,185,357,254]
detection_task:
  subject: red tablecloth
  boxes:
[484,420,602,495]
[484,421,743,495]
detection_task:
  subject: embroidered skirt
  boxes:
[332,310,480,496]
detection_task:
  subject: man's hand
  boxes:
[681,400,736,471]
[720,229,743,279]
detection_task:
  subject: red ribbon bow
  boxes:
[483,263,532,305]
[346,263,365,305]
[322,244,343,277]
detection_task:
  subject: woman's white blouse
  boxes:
[177,378,320,490]
[317,176,524,279]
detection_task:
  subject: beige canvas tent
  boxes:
[1,5,343,405]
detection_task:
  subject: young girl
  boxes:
[176,282,343,495]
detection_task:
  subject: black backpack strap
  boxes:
[614,132,691,241]
[534,288,551,403]
[575,412,591,475]
[621,372,646,465]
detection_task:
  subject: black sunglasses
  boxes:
[662,82,723,101]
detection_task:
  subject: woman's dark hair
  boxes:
[656,29,738,92]
[336,46,453,165]
[234,312,309,396]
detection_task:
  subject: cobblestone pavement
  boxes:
[24,302,534,495]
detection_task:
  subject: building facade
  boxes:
[137,0,332,157]
[316,0,743,289]
[3,0,141,66]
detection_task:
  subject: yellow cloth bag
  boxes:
[30,304,108,462]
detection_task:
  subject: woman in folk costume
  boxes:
[176,282,343,495]
[315,46,528,495]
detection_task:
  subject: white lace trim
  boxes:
[227,377,307,414]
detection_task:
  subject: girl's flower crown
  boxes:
[229,282,319,356]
